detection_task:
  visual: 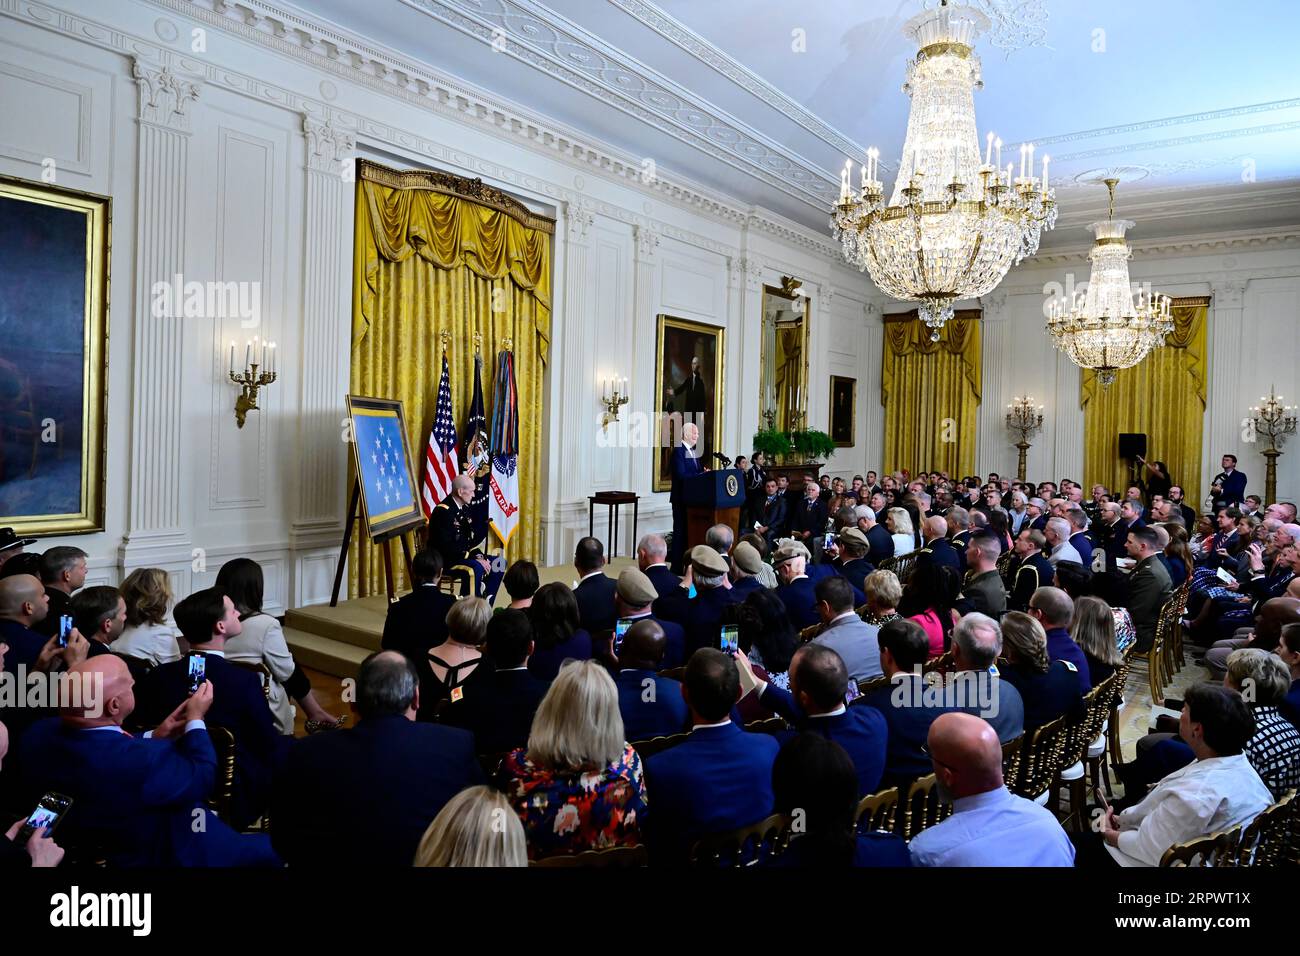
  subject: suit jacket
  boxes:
[1002,660,1085,733]
[19,719,276,866]
[682,587,745,655]
[439,667,550,755]
[669,443,705,504]
[0,618,47,671]
[1211,470,1248,509]
[1008,554,1054,611]
[1196,530,1240,569]
[730,576,765,599]
[1069,532,1095,568]
[755,495,788,539]
[761,683,887,796]
[865,524,895,563]
[1106,518,1146,564]
[916,537,961,573]
[134,652,281,828]
[1044,627,1091,689]
[645,722,779,862]
[776,576,820,630]
[1125,554,1172,652]
[574,572,618,635]
[381,585,456,663]
[643,564,681,599]
[271,713,483,867]
[616,669,690,741]
[837,556,875,593]
[859,676,962,789]
[810,613,883,682]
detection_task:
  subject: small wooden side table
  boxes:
[588,491,639,558]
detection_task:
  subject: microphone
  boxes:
[712,451,733,468]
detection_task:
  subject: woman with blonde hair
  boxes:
[861,570,903,627]
[417,596,493,720]
[111,567,181,665]
[999,611,1085,733]
[1070,595,1123,689]
[496,659,646,860]
[414,785,528,867]
[885,507,915,557]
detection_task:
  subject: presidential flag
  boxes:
[464,352,491,542]
[489,347,520,547]
[422,355,459,516]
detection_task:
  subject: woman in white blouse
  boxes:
[111,568,182,666]
[217,558,344,735]
[886,507,915,557]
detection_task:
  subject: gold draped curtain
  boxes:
[1081,299,1209,499]
[881,310,982,477]
[349,160,552,597]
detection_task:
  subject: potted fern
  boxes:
[751,427,792,463]
[790,428,836,465]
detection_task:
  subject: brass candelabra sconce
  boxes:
[600,375,629,430]
[229,336,277,428]
[1249,385,1297,506]
[1005,395,1044,482]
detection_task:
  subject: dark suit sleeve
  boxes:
[1225,472,1247,503]
[759,682,806,724]
[140,728,218,808]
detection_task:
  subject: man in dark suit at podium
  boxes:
[668,422,707,571]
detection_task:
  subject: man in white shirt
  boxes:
[1081,683,1273,866]
[1044,517,1081,566]
[909,711,1075,866]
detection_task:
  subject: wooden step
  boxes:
[284,627,368,680]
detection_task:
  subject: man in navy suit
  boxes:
[1210,453,1248,511]
[857,506,895,564]
[915,515,961,572]
[752,477,788,548]
[636,533,680,598]
[611,567,687,670]
[789,480,828,556]
[439,610,549,755]
[572,537,618,635]
[614,620,689,740]
[668,422,707,570]
[273,651,483,867]
[19,655,278,866]
[736,643,886,797]
[133,587,281,829]
[727,541,767,598]
[654,546,742,654]
[773,541,820,629]
[645,648,779,863]
[1065,506,1095,569]
[859,618,962,789]
[381,549,455,664]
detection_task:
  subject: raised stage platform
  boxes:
[284,556,636,677]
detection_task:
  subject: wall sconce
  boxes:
[229,336,277,428]
[600,375,628,430]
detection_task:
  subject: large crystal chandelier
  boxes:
[1046,178,1172,386]
[831,0,1056,339]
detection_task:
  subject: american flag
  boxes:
[422,355,459,515]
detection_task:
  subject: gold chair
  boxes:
[1160,824,1242,867]
[532,845,649,868]
[1057,675,1117,831]
[856,674,890,698]
[689,813,789,867]
[1105,649,1136,786]
[879,553,918,586]
[1237,790,1298,867]
[902,773,952,841]
[923,649,956,675]
[628,731,691,760]
[228,659,274,702]
[1001,734,1025,793]
[206,725,237,823]
[743,716,789,736]
[854,786,900,835]
[799,622,824,643]
[1013,712,1072,807]
[996,549,1016,588]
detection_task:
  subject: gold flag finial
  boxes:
[439,329,451,353]
[500,336,513,352]
[473,330,482,354]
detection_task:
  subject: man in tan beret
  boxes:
[613,567,688,669]
[831,526,875,593]
[772,541,819,629]
[728,541,766,598]
[654,545,743,656]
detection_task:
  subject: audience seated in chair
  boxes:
[908,712,1075,867]
[644,648,779,863]
[572,536,618,635]
[417,597,494,719]
[962,533,1007,618]
[611,567,686,669]
[502,559,539,610]
[526,584,593,682]
[272,651,483,867]
[132,587,281,830]
[997,611,1084,735]
[728,541,768,598]
[635,533,680,599]
[807,575,883,683]
[32,546,86,639]
[655,546,743,653]
[1027,586,1090,688]
[1071,596,1124,690]
[20,656,278,866]
[110,568,181,666]
[614,619,690,741]
[414,785,527,867]
[720,590,799,724]
[766,733,909,868]
[496,660,646,860]
[1124,527,1174,653]
[382,549,455,662]
[949,613,1024,744]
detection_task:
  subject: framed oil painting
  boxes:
[830,375,857,447]
[654,315,724,493]
[0,176,109,536]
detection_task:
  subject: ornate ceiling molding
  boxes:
[1022,227,1300,265]
[397,0,838,210]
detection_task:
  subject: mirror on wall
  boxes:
[760,276,810,432]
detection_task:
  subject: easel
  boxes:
[329,479,421,607]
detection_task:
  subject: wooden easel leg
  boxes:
[399,532,414,583]
[382,538,396,604]
[330,482,361,607]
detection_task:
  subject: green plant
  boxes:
[790,428,836,462]
[751,427,792,460]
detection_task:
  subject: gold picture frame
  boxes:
[0,175,110,536]
[829,375,857,447]
[345,394,425,542]
[654,314,725,493]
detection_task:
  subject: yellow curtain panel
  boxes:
[881,310,982,478]
[350,160,553,598]
[1081,299,1209,499]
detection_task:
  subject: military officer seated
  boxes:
[429,474,503,603]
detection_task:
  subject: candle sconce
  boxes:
[600,375,629,430]
[229,337,277,428]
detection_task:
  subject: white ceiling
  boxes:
[287,0,1300,248]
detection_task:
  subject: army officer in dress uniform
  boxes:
[429,474,504,602]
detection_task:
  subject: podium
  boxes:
[683,468,745,553]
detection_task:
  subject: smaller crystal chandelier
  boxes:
[1046,178,1172,385]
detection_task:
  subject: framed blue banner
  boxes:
[346,394,424,541]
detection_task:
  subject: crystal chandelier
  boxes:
[831,0,1056,339]
[1046,178,1172,386]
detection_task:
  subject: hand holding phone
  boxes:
[720,624,739,655]
[186,653,207,695]
[57,614,74,648]
[613,618,632,655]
[12,792,71,847]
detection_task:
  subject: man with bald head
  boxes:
[429,472,502,601]
[908,712,1075,866]
[19,655,278,865]
[614,619,689,740]
[0,574,88,674]
[916,514,960,573]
